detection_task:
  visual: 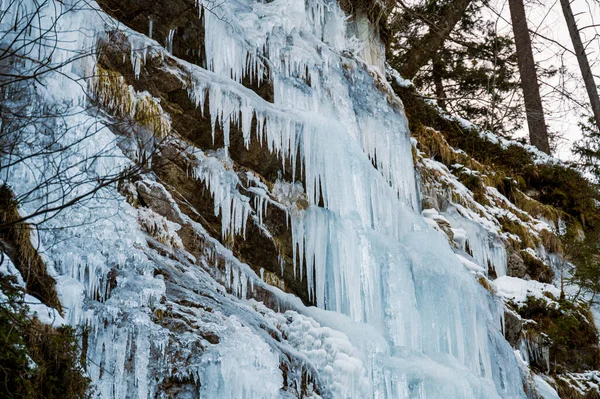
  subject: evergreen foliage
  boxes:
[573,116,600,183]
[517,294,600,373]
[563,227,600,305]
[0,275,90,399]
[388,0,523,135]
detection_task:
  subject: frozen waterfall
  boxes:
[0,0,528,397]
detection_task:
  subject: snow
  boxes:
[494,276,561,305]
[23,294,66,328]
[456,254,486,275]
[0,254,25,289]
[447,109,561,167]
[386,64,414,88]
[394,62,565,169]
[558,371,600,397]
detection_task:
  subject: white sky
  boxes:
[488,0,600,160]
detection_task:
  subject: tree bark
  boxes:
[560,0,600,134]
[432,59,447,111]
[399,0,472,79]
[508,0,551,154]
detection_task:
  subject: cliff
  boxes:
[1,0,599,397]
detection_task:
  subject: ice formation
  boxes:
[0,0,535,397]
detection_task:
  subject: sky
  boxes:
[488,0,600,160]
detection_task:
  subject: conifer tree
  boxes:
[388,0,523,135]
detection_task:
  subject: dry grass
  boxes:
[497,215,538,250]
[513,189,563,226]
[556,375,600,399]
[91,64,171,138]
[413,124,569,257]
[477,276,495,294]
[540,228,563,255]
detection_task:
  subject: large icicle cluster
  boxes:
[190,148,252,239]
[181,0,526,395]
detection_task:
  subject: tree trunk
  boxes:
[399,0,472,79]
[508,0,551,154]
[560,0,600,134]
[432,59,447,111]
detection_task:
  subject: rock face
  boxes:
[97,0,205,65]
[503,310,523,348]
[507,249,528,278]
[97,27,309,304]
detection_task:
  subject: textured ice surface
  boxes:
[533,375,560,399]
[0,0,531,397]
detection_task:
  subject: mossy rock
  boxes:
[521,251,555,284]
[517,296,600,374]
[0,184,62,311]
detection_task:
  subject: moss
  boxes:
[413,121,572,258]
[409,89,579,261]
[414,125,455,165]
[415,123,567,258]
[512,189,563,227]
[498,215,538,249]
[517,296,600,374]
[522,163,600,230]
[91,64,171,138]
[392,80,600,236]
[396,83,532,168]
[456,171,487,204]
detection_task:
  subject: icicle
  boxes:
[190,148,252,239]
[166,28,175,54]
